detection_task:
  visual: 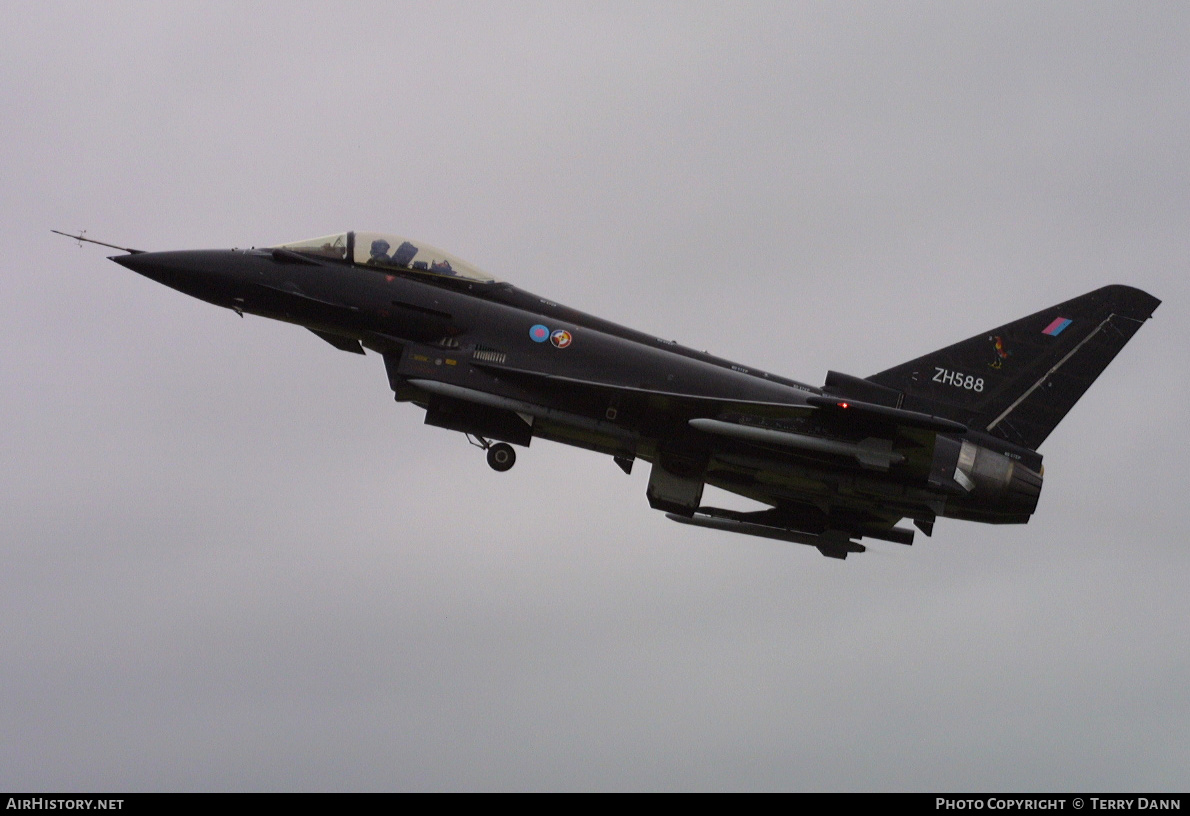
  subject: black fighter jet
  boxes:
[57,229,1160,558]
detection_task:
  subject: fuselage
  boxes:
[113,244,822,414]
[109,231,1060,553]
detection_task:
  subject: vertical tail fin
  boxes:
[866,285,1160,450]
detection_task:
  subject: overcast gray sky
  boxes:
[2,1,1188,791]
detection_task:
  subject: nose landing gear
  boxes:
[468,435,517,472]
[486,443,516,472]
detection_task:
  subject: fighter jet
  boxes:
[56,229,1160,558]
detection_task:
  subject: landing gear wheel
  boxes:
[486,442,516,472]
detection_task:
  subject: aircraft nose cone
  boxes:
[108,249,246,302]
[109,252,148,273]
[108,250,190,288]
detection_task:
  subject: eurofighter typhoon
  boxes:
[58,229,1159,558]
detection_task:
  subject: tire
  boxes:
[486,442,516,472]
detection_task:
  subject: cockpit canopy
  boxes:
[273,231,497,283]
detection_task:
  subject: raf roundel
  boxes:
[529,324,550,343]
[550,329,573,349]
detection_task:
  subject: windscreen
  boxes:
[274,232,349,260]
